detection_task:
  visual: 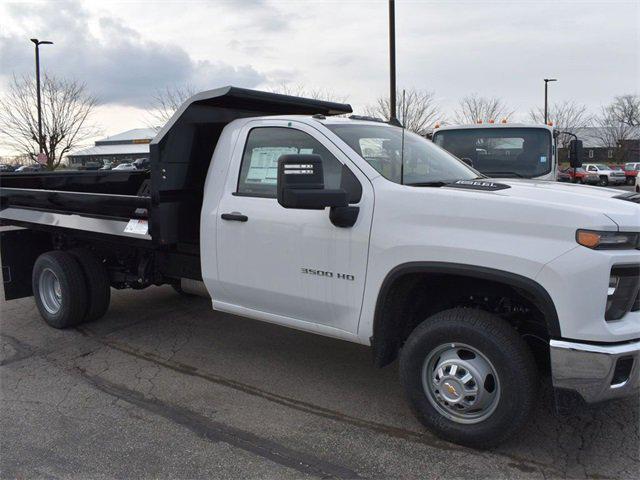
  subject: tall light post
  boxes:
[543,78,557,124]
[30,38,53,159]
[388,0,398,124]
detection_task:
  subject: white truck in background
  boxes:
[1,87,639,448]
[583,163,627,186]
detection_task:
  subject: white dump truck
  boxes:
[1,87,639,448]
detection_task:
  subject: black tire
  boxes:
[32,251,88,329]
[399,308,538,448]
[627,177,634,186]
[69,248,111,322]
[599,176,609,186]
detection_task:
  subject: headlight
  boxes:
[576,230,640,250]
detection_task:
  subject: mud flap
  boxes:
[1,229,52,300]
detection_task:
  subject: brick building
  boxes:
[558,126,639,165]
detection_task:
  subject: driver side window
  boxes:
[237,127,362,202]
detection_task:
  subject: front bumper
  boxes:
[609,177,627,184]
[550,339,640,403]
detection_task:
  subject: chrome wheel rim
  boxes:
[39,268,62,315]
[422,343,500,424]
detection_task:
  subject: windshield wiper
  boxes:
[482,171,525,178]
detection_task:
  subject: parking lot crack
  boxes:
[74,327,575,477]
[74,369,363,480]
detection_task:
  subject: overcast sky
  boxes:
[1,0,638,155]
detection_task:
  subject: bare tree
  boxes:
[606,94,640,127]
[593,98,637,162]
[529,100,592,148]
[269,82,348,103]
[147,84,197,127]
[365,88,442,136]
[0,74,99,170]
[453,93,514,125]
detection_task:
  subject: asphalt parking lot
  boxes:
[1,288,638,479]
[614,183,637,192]
[1,184,638,480]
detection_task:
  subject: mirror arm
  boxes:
[330,206,359,228]
[558,131,578,141]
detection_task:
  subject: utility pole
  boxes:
[389,0,398,124]
[30,38,53,159]
[543,78,557,124]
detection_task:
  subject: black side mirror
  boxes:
[277,154,348,210]
[569,139,583,168]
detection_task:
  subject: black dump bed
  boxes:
[0,170,150,218]
[0,86,352,248]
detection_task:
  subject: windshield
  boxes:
[326,124,478,185]
[433,127,552,178]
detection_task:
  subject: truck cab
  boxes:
[432,123,556,181]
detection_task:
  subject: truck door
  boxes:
[212,120,373,337]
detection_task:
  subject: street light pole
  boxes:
[30,38,53,158]
[389,0,398,124]
[543,78,557,124]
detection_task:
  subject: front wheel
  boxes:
[399,308,538,448]
[599,176,609,186]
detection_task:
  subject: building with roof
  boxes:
[558,126,639,165]
[67,128,158,167]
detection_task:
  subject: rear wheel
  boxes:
[399,308,538,448]
[32,251,88,329]
[69,248,111,322]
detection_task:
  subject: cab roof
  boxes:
[434,123,554,132]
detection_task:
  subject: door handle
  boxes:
[221,212,248,222]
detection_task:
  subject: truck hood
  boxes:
[445,179,640,230]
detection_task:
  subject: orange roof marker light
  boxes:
[547,121,553,126]
[488,119,495,124]
[477,119,483,124]
[434,122,440,129]
[501,118,508,124]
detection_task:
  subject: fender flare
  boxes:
[372,262,561,366]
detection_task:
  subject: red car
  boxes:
[562,167,599,185]
[623,162,640,185]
